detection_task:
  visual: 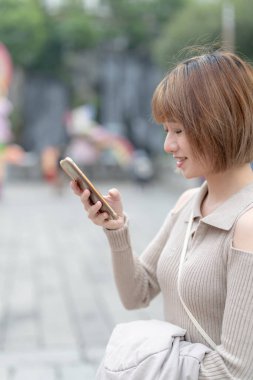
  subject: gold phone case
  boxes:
[60,157,118,220]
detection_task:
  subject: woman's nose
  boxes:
[164,135,177,154]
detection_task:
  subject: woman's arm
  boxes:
[199,208,253,379]
[104,211,174,309]
[104,188,199,310]
[71,180,198,310]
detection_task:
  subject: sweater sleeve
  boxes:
[199,247,253,379]
[103,212,175,310]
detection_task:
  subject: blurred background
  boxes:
[1,0,252,187]
[0,0,252,379]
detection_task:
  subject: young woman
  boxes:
[71,50,253,379]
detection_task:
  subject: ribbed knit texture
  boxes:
[104,182,253,379]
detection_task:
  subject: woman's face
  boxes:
[163,121,210,179]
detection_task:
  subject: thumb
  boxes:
[106,188,123,217]
[108,188,121,201]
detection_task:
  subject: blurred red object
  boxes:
[41,146,60,183]
[0,43,13,95]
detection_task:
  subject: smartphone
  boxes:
[60,157,118,220]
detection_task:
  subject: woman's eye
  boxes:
[175,130,182,134]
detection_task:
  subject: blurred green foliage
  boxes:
[0,0,104,73]
[153,0,253,68]
[0,0,252,73]
[32,1,103,73]
[234,0,253,59]
[0,0,48,67]
[0,0,186,73]
[99,0,186,55]
[153,1,222,67]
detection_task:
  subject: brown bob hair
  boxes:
[152,50,253,172]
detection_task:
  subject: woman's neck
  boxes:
[201,164,253,217]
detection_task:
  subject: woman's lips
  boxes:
[175,157,187,169]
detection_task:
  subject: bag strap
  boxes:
[177,212,217,350]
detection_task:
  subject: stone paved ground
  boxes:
[0,170,197,379]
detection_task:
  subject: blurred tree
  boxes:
[0,0,104,74]
[53,1,103,51]
[1,0,252,72]
[31,0,103,74]
[0,0,48,67]
[153,1,222,68]
[152,0,253,69]
[99,0,186,57]
[234,0,253,60]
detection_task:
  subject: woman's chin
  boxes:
[175,167,201,180]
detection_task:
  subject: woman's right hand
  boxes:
[70,181,125,230]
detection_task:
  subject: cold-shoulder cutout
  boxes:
[233,207,253,254]
[172,187,199,214]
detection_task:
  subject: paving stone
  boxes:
[4,318,38,351]
[85,346,105,366]
[12,367,56,380]
[60,364,96,380]
[0,176,195,376]
[8,279,35,315]
[0,367,9,380]
[0,349,80,366]
[40,292,77,347]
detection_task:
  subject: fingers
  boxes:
[70,180,93,212]
[80,188,92,210]
[87,200,102,219]
[70,181,124,228]
[92,211,110,226]
[71,181,92,208]
[87,202,111,226]
[70,180,83,195]
[70,180,100,217]
[79,191,106,224]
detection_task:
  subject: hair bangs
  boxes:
[152,70,184,125]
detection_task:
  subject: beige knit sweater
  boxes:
[104,182,253,380]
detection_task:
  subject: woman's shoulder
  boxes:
[233,207,253,254]
[172,187,199,214]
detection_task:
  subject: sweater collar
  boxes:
[189,181,253,231]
